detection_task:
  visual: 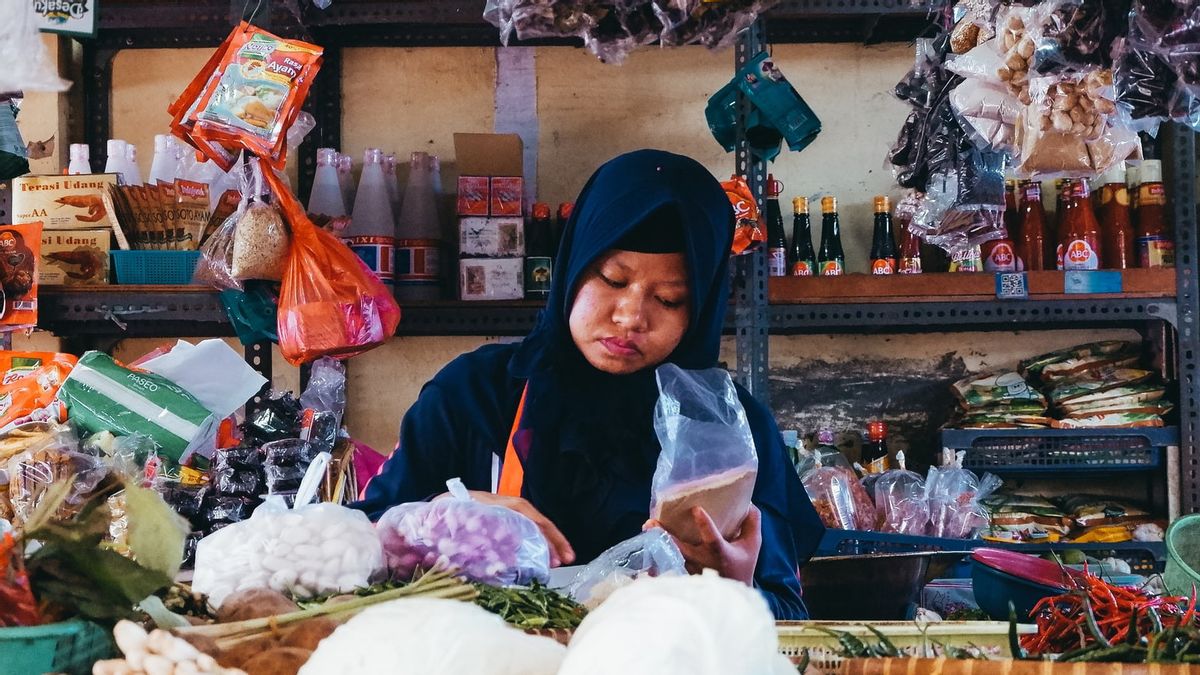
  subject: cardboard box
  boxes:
[456,176,490,216]
[39,229,110,285]
[13,174,119,231]
[459,258,523,301]
[459,217,524,258]
[490,177,524,217]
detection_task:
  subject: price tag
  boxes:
[1064,270,1123,294]
[995,272,1029,300]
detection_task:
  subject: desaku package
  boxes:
[12,174,119,231]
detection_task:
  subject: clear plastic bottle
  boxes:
[124,143,143,186]
[148,134,179,186]
[67,144,91,175]
[395,151,443,301]
[104,139,128,181]
[307,148,347,219]
[383,152,401,219]
[347,148,396,287]
[337,152,355,214]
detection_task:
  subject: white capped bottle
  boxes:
[384,152,401,219]
[395,151,443,301]
[104,139,128,182]
[308,148,346,219]
[347,148,396,286]
[337,152,355,214]
[149,134,179,186]
[124,143,143,186]
[67,144,91,175]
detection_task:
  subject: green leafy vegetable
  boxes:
[471,581,588,630]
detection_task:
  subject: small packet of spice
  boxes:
[157,182,184,250]
[174,179,212,249]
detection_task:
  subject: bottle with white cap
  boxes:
[1097,163,1134,269]
[347,148,396,286]
[337,153,355,214]
[307,148,346,219]
[1135,159,1173,268]
[104,139,128,180]
[124,144,143,186]
[148,134,180,186]
[67,144,92,175]
[383,152,401,219]
[395,151,443,301]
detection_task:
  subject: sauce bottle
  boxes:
[525,203,554,300]
[765,175,788,277]
[861,421,891,475]
[817,196,845,276]
[395,151,443,300]
[1097,163,1135,269]
[307,147,347,219]
[346,148,396,286]
[869,196,897,274]
[1055,179,1073,269]
[1135,160,1174,268]
[1017,180,1049,272]
[1004,178,1021,245]
[1061,179,1103,271]
[983,237,1018,272]
[897,226,922,274]
[789,197,816,276]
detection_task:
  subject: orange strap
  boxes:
[497,385,529,497]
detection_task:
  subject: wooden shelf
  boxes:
[769,269,1177,305]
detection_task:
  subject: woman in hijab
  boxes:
[355,149,825,619]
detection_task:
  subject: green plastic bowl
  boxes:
[1165,514,1200,597]
[0,620,113,675]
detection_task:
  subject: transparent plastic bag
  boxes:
[193,159,255,291]
[193,496,384,608]
[0,3,70,93]
[802,460,877,531]
[1030,0,1110,75]
[1015,70,1137,178]
[925,451,1001,539]
[950,78,1022,151]
[872,451,929,535]
[993,5,1040,105]
[649,364,758,545]
[376,478,550,586]
[1113,38,1177,121]
[231,202,290,281]
[565,528,686,609]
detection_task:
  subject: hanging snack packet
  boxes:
[802,455,878,531]
[872,451,929,535]
[190,26,322,170]
[0,222,41,331]
[952,370,1046,411]
[723,175,764,255]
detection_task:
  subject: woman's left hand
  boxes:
[645,505,762,586]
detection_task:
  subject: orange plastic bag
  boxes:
[0,352,76,431]
[265,169,400,366]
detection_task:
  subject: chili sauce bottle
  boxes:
[1061,179,1102,271]
[1097,163,1135,270]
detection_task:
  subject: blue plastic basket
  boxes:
[940,427,1176,473]
[111,250,202,285]
[0,620,113,675]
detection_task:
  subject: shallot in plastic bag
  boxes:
[377,477,550,586]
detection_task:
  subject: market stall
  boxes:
[0,0,1199,673]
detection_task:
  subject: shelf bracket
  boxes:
[1167,122,1199,513]
[733,19,770,405]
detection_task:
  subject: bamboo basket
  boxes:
[836,658,1200,674]
[777,621,1037,672]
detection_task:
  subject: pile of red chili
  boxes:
[1021,570,1196,656]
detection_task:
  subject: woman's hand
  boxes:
[435,490,576,567]
[645,505,762,586]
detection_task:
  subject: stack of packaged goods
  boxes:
[1021,340,1171,428]
[982,491,1161,544]
[950,369,1051,428]
[456,154,525,301]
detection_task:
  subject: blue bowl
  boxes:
[972,559,1067,621]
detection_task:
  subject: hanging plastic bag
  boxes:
[0,3,70,93]
[0,98,29,182]
[298,357,347,454]
[723,175,765,255]
[802,456,877,531]
[565,528,686,609]
[649,365,758,545]
[229,158,290,282]
[264,168,400,365]
[376,477,550,586]
[1029,0,1110,75]
[926,451,1001,539]
[872,451,929,536]
[194,159,254,291]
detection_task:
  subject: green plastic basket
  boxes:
[110,250,201,285]
[1165,514,1200,597]
[0,620,113,675]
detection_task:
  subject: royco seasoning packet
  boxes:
[55,351,218,468]
[40,229,110,285]
[13,174,120,231]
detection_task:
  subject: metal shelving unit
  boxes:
[59,0,1200,513]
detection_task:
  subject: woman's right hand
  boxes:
[434,490,576,567]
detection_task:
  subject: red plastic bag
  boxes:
[265,169,400,366]
[0,533,40,627]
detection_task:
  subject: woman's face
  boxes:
[569,250,691,375]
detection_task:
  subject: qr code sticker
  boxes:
[997,272,1027,299]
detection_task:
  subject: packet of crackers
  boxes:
[723,174,765,256]
[170,23,322,172]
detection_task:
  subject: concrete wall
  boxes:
[16,41,1133,457]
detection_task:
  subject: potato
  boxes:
[216,588,300,623]
[280,618,339,651]
[240,647,313,675]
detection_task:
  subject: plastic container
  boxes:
[1164,513,1200,597]
[972,559,1067,621]
[0,620,113,675]
[111,250,202,285]
[940,427,1175,473]
[775,621,1036,670]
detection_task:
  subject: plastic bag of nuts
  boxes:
[996,5,1039,105]
[1016,70,1140,177]
[231,202,290,281]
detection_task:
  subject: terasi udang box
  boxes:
[13,174,120,231]
[39,230,111,285]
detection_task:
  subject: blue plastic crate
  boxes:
[816,529,1167,575]
[940,427,1177,473]
[111,250,202,285]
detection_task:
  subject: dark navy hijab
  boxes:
[506,149,736,557]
